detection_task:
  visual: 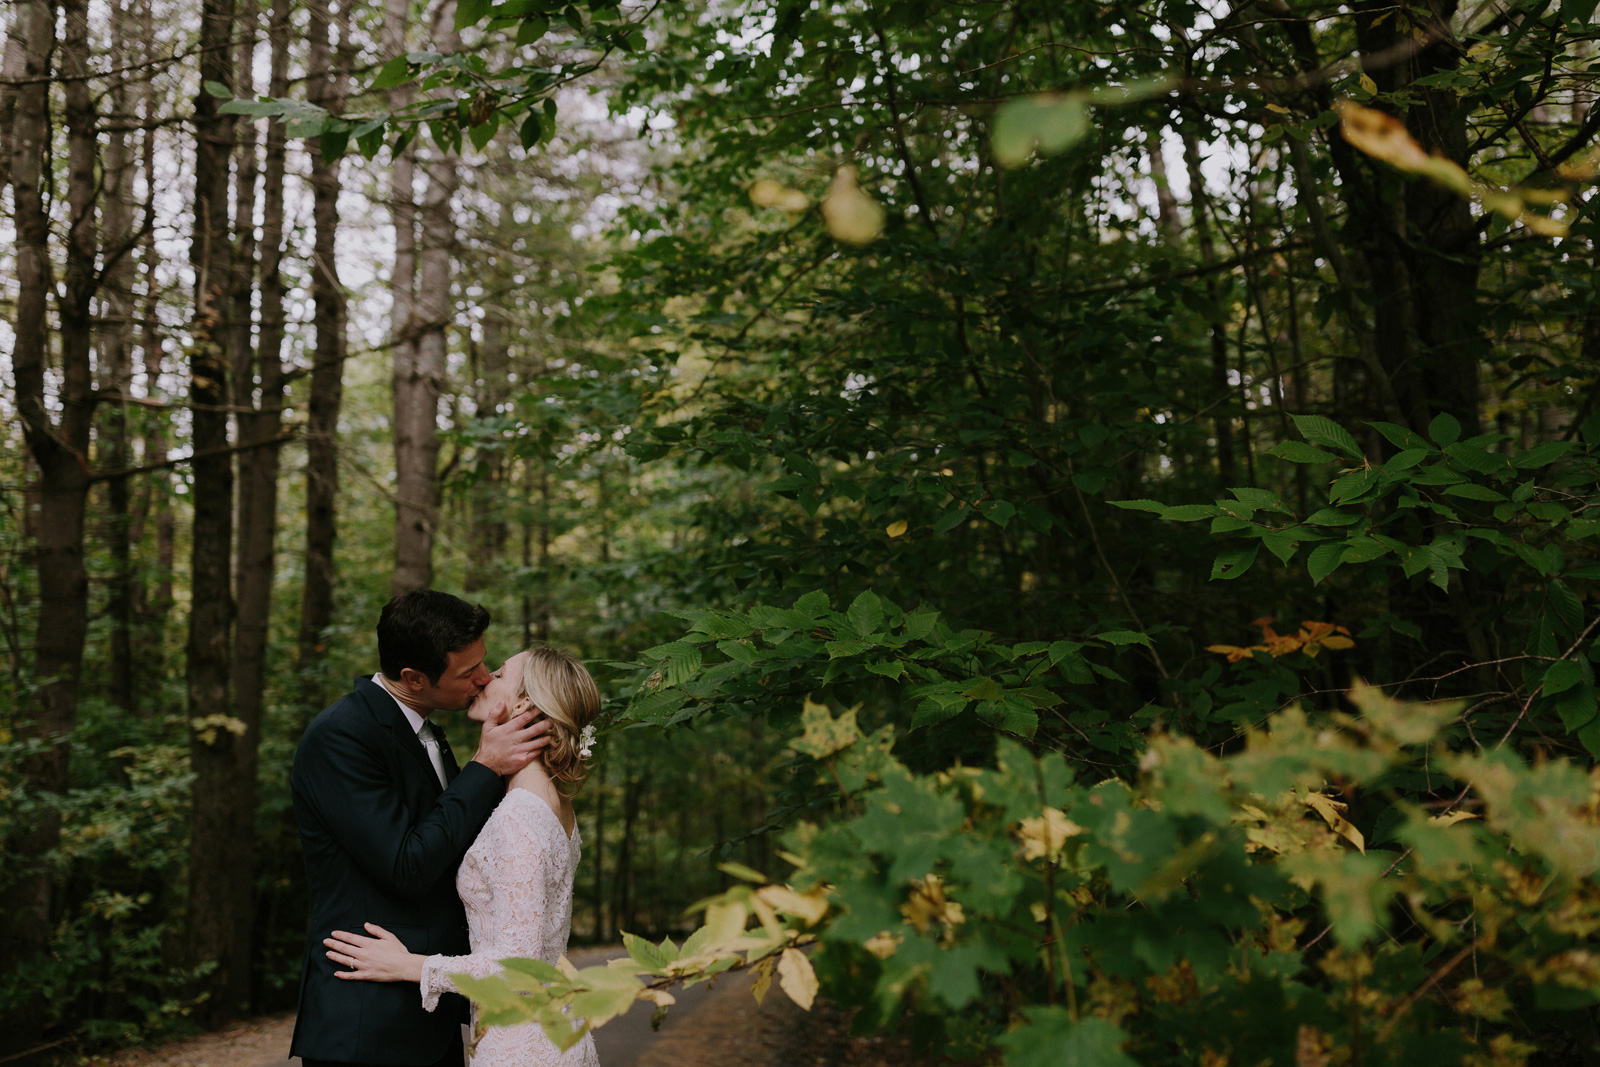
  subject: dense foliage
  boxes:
[7,0,1600,1061]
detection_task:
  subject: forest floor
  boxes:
[82,948,918,1067]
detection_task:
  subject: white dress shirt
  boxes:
[372,673,448,788]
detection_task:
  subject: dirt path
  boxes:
[84,948,821,1067]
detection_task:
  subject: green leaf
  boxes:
[1268,440,1337,463]
[1383,448,1429,471]
[203,80,231,98]
[1262,529,1302,563]
[1516,440,1577,469]
[370,55,414,91]
[1093,629,1151,646]
[622,932,676,974]
[516,14,550,43]
[1108,499,1167,513]
[1162,504,1220,522]
[455,0,491,29]
[716,861,767,883]
[864,659,904,679]
[467,112,499,150]
[1308,542,1345,584]
[519,112,543,149]
[998,1010,1139,1067]
[319,127,350,162]
[1442,483,1507,502]
[1428,411,1462,446]
[1543,659,1583,697]
[1305,508,1359,526]
[499,956,568,986]
[1210,543,1259,581]
[992,94,1089,168]
[1229,487,1288,512]
[1367,420,1430,450]
[1291,414,1362,457]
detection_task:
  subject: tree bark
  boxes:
[134,0,175,647]
[392,0,461,595]
[1,0,80,1052]
[465,311,510,592]
[1180,124,1236,491]
[298,0,350,702]
[185,0,243,1022]
[102,0,138,712]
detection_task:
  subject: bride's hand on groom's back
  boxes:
[472,709,551,776]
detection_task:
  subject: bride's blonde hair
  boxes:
[512,646,600,793]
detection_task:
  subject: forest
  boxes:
[3,0,1600,1063]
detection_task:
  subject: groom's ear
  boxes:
[396,667,430,692]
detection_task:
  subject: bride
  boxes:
[323,645,602,1066]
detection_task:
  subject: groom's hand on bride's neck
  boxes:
[472,710,552,776]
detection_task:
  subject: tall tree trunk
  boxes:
[186,0,243,1022]
[1,0,80,1052]
[392,0,461,595]
[135,0,174,651]
[298,0,350,701]
[235,0,292,773]
[465,311,509,592]
[102,0,137,712]
[1180,124,1236,490]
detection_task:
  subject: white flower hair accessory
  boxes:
[578,723,597,759]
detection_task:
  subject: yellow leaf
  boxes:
[885,520,908,538]
[1265,103,1291,115]
[1519,212,1568,237]
[636,987,675,1007]
[1430,810,1479,826]
[777,947,818,1010]
[863,930,901,959]
[750,955,775,1005]
[755,884,829,926]
[1017,807,1085,862]
[821,166,885,245]
[792,700,861,759]
[1358,73,1377,96]
[1304,792,1365,853]
[748,178,809,213]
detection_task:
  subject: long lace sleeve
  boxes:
[419,806,550,1012]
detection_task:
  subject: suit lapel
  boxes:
[355,677,443,795]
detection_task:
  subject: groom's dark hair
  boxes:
[377,590,492,683]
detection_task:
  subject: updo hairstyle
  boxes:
[512,646,600,793]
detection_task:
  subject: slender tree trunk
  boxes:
[298,0,350,700]
[1181,125,1235,490]
[1,0,79,1052]
[465,311,509,592]
[186,0,243,1022]
[0,21,25,196]
[392,0,461,594]
[136,0,174,650]
[103,0,137,712]
[222,0,274,1013]
[612,763,638,937]
[1145,126,1180,242]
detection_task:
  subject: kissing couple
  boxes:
[288,589,602,1067]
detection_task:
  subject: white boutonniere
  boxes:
[578,723,597,759]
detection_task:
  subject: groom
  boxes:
[289,590,547,1067]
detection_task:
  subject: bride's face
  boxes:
[469,651,530,724]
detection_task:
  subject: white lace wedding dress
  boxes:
[420,788,600,1067]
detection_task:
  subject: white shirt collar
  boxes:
[372,672,430,736]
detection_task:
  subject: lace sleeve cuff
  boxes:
[419,954,452,1012]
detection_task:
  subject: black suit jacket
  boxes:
[289,678,502,1065]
